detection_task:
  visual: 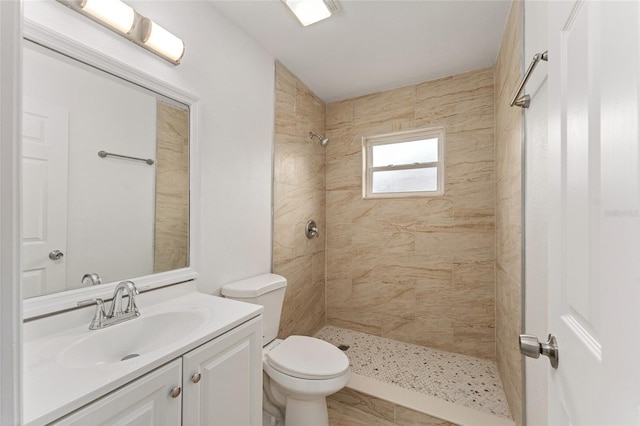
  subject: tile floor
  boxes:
[314,325,511,419]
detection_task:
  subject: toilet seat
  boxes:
[265,336,349,380]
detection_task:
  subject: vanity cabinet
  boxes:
[50,317,262,426]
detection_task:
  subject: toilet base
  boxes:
[263,410,282,426]
[284,396,328,426]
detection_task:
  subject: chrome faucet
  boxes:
[107,280,139,318]
[78,280,140,330]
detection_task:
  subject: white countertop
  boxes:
[23,283,262,425]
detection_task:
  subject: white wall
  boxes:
[23,0,275,295]
[23,45,156,289]
[523,0,548,424]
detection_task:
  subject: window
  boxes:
[362,127,445,198]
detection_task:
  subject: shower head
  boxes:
[309,132,329,147]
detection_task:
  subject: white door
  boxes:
[547,0,640,424]
[21,97,69,298]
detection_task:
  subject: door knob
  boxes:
[519,333,559,369]
[49,250,64,260]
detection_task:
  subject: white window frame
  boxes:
[362,127,445,199]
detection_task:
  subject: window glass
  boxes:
[372,168,438,193]
[371,138,438,167]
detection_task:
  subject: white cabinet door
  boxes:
[182,316,262,426]
[53,360,182,426]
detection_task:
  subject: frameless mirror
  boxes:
[21,40,190,299]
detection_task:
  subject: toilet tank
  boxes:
[221,274,287,346]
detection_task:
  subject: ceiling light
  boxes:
[80,0,135,33]
[141,18,186,63]
[282,0,338,27]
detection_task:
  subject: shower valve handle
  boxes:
[305,220,320,239]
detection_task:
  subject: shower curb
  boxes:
[346,374,515,426]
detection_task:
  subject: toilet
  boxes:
[221,274,350,426]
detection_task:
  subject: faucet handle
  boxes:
[77,298,104,308]
[119,281,140,316]
[127,289,140,316]
[77,298,106,330]
[129,282,139,295]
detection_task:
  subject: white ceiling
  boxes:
[210,0,512,103]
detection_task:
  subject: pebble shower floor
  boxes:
[314,325,512,419]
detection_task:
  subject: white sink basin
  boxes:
[56,310,207,368]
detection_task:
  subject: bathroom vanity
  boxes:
[23,282,263,425]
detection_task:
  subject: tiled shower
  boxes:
[272,2,523,423]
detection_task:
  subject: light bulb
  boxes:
[81,0,135,33]
[142,18,185,63]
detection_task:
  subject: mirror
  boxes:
[21,40,190,299]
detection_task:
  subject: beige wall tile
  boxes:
[381,316,418,343]
[413,317,455,352]
[415,68,494,134]
[453,325,496,359]
[154,102,189,273]
[326,153,362,191]
[326,278,353,308]
[494,0,524,423]
[274,62,326,339]
[327,99,353,128]
[326,126,359,160]
[326,306,382,336]
[326,245,352,280]
[326,65,497,359]
[352,86,416,128]
[451,178,495,222]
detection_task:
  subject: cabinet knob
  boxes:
[191,372,202,383]
[170,386,182,398]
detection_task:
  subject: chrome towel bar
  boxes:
[510,50,548,108]
[98,150,155,165]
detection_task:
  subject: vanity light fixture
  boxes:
[281,0,338,27]
[56,0,186,65]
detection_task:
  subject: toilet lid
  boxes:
[266,336,350,380]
